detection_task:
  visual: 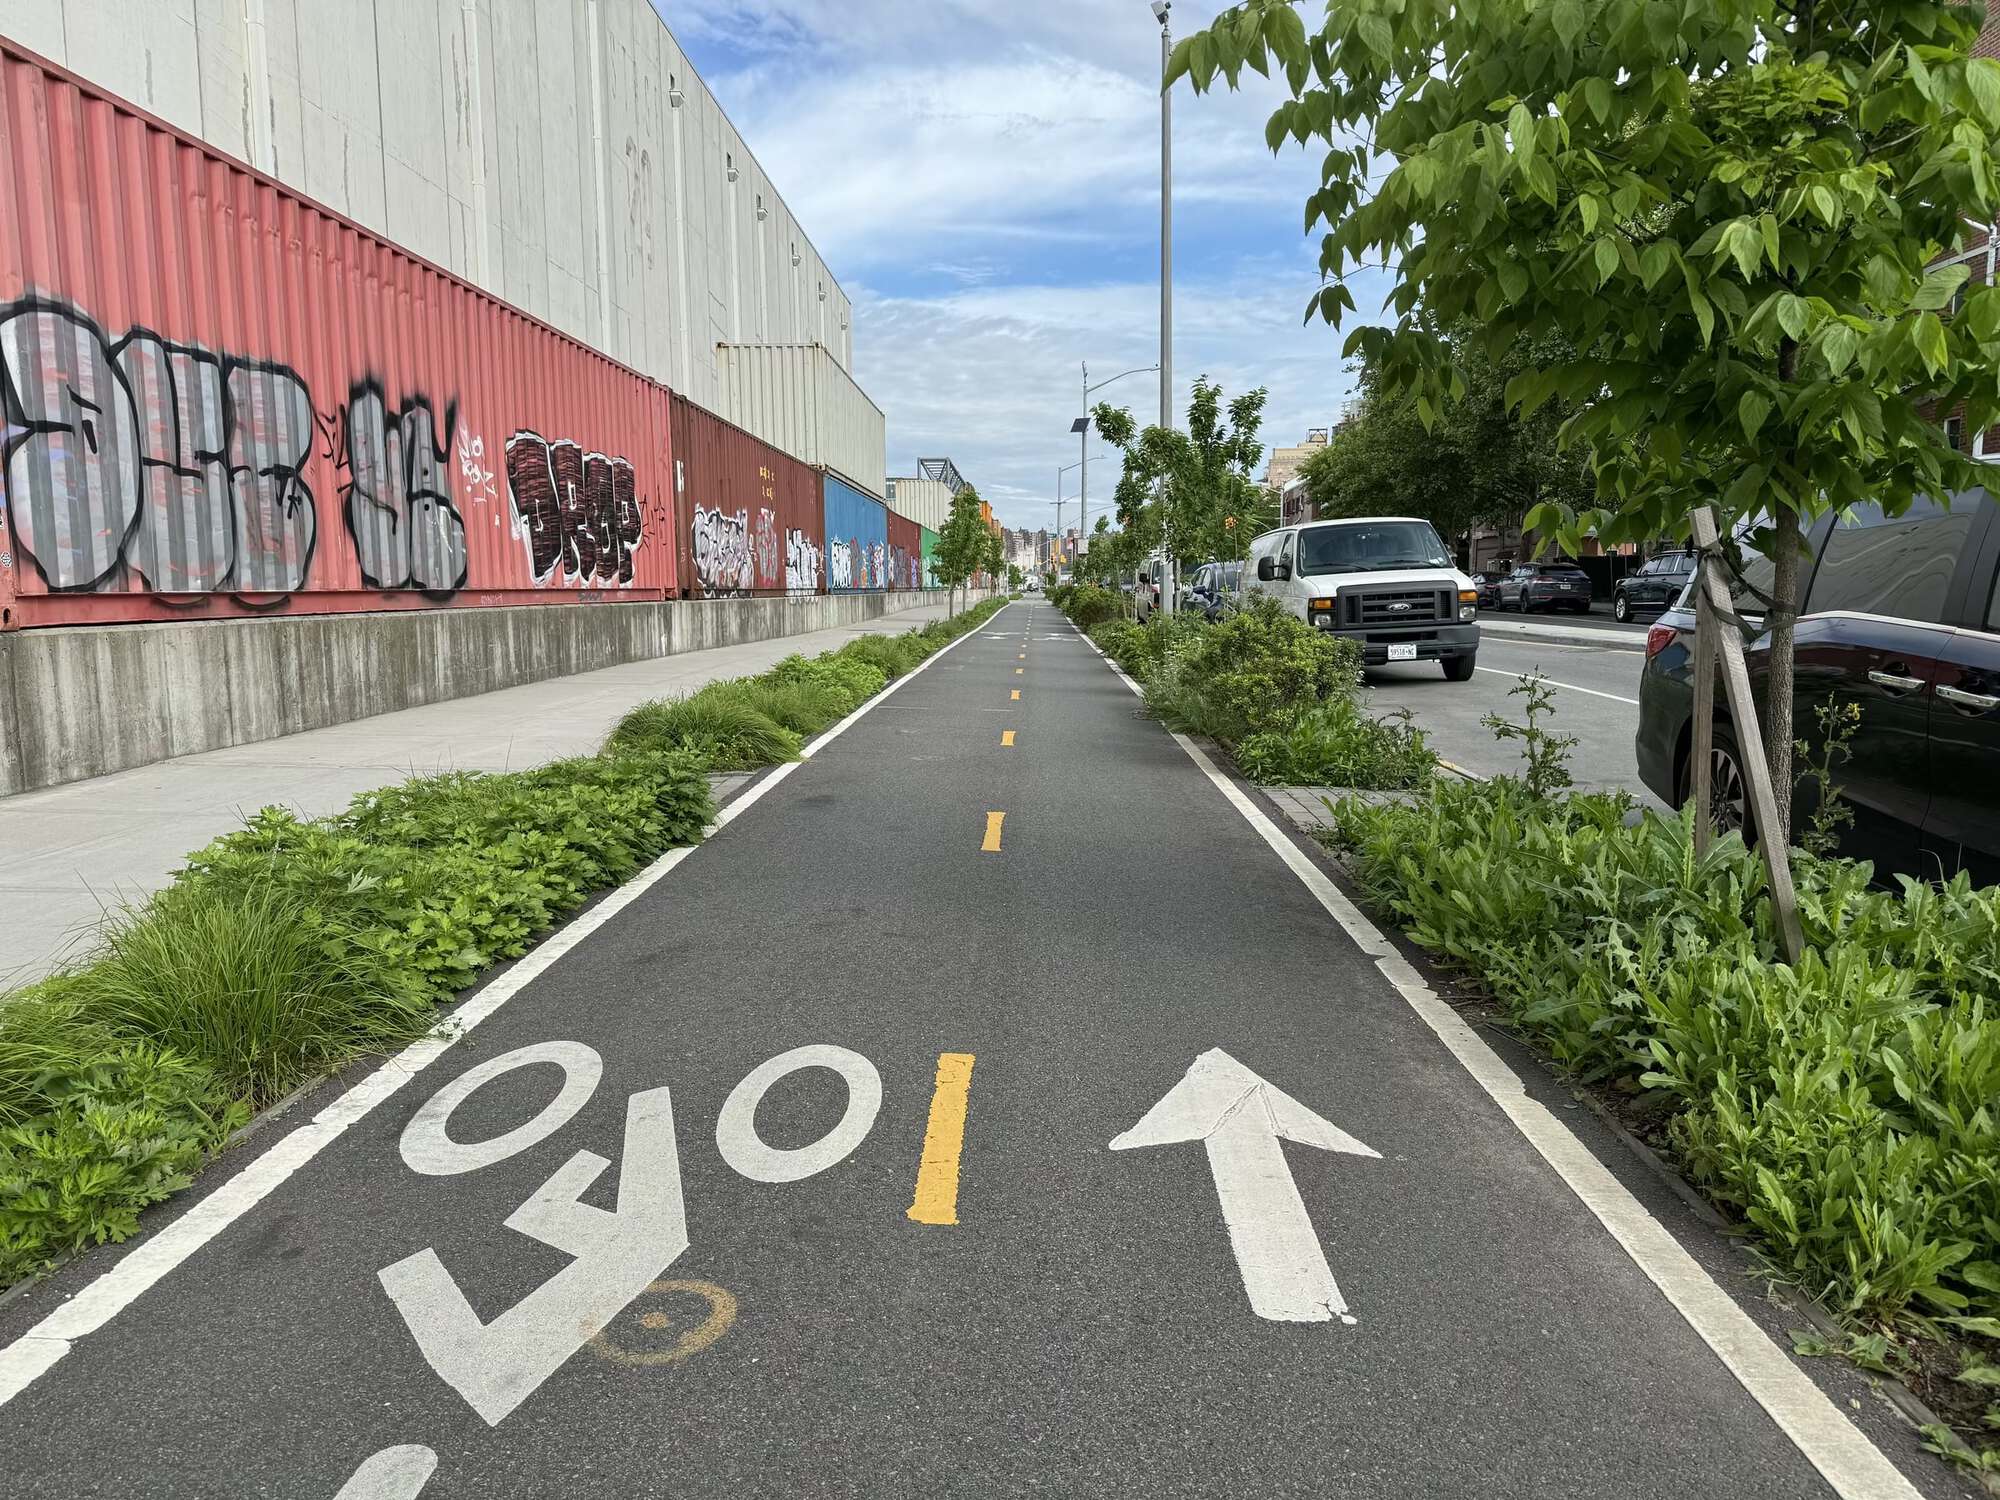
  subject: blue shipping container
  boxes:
[822,472,889,592]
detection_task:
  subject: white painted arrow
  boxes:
[1110,1048,1378,1324]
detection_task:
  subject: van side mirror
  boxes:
[1256,557,1276,582]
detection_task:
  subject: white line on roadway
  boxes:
[1475,666,1638,705]
[1073,615,1923,1500]
[0,604,1013,1410]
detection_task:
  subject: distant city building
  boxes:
[1263,428,1330,493]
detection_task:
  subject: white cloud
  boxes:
[854,253,1383,531]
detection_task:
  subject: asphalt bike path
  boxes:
[0,601,1957,1497]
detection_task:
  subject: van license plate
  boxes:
[1387,643,1418,662]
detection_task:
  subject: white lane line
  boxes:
[1077,628,1923,1500]
[0,603,1011,1409]
[1475,666,1638,705]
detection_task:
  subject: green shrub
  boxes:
[606,694,801,770]
[1330,779,2000,1326]
[53,884,434,1106]
[0,1034,245,1283]
[704,677,850,737]
[1146,597,1358,740]
[1236,702,1437,789]
[768,650,887,709]
[838,632,929,680]
[1065,583,1121,629]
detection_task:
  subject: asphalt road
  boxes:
[0,602,1963,1498]
[1364,630,1663,805]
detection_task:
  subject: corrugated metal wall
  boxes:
[886,511,923,591]
[717,342,886,498]
[0,42,677,628]
[886,475,952,533]
[821,471,888,593]
[671,393,822,597]
[920,526,939,588]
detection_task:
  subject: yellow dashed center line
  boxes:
[1010,689,1020,700]
[1001,730,1016,747]
[907,1053,976,1227]
[1014,667,1024,675]
[981,811,1005,852]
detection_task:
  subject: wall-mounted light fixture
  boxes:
[818,281,827,302]
[726,153,738,183]
[791,243,801,267]
[755,193,767,221]
[669,75,683,108]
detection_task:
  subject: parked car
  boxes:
[1184,560,1243,621]
[1497,561,1594,613]
[1612,552,1695,622]
[1636,490,2000,884]
[1134,554,1168,623]
[1471,570,1506,611]
[1243,517,1480,680]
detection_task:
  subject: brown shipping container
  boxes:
[886,511,923,592]
[0,40,675,630]
[672,393,823,597]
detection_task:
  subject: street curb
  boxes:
[1478,618,1649,653]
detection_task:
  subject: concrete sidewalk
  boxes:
[0,599,976,984]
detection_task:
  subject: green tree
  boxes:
[1171,0,2000,834]
[934,487,990,616]
[1007,563,1025,590]
[1301,326,1593,549]
[1095,378,1274,576]
[982,527,1005,588]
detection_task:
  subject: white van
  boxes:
[1244,517,1481,680]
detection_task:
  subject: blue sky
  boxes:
[660,0,1370,532]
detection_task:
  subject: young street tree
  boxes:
[934,486,991,615]
[1171,0,2000,835]
[1095,377,1277,577]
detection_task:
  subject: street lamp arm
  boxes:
[1086,364,1161,397]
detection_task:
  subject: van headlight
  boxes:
[1458,589,1478,623]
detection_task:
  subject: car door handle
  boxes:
[1938,683,2000,713]
[1867,669,1927,694]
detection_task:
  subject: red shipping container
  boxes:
[886,511,923,592]
[671,393,823,597]
[0,39,675,630]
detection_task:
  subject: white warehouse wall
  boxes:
[0,0,858,419]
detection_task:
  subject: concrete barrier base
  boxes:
[0,591,980,797]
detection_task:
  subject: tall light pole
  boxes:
[1153,0,1177,614]
[1076,360,1157,549]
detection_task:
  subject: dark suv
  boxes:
[1497,561,1594,613]
[1612,552,1695,622]
[1636,491,2000,883]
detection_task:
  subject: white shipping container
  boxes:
[885,476,954,532]
[715,342,887,497]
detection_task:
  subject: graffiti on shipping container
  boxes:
[503,432,644,586]
[0,296,655,603]
[890,544,921,590]
[692,504,755,594]
[785,529,822,593]
[339,383,469,593]
[0,298,318,593]
[828,537,890,591]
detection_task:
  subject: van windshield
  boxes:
[1297,521,1451,575]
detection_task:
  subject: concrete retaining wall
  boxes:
[0,590,981,797]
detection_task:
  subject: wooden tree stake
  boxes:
[1688,505,1804,965]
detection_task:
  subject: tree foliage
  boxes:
[1095,377,1277,567]
[1302,326,1594,543]
[933,486,991,610]
[1170,0,2000,832]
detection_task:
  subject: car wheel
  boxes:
[1443,654,1476,682]
[1678,727,1754,845]
[1613,593,1631,623]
